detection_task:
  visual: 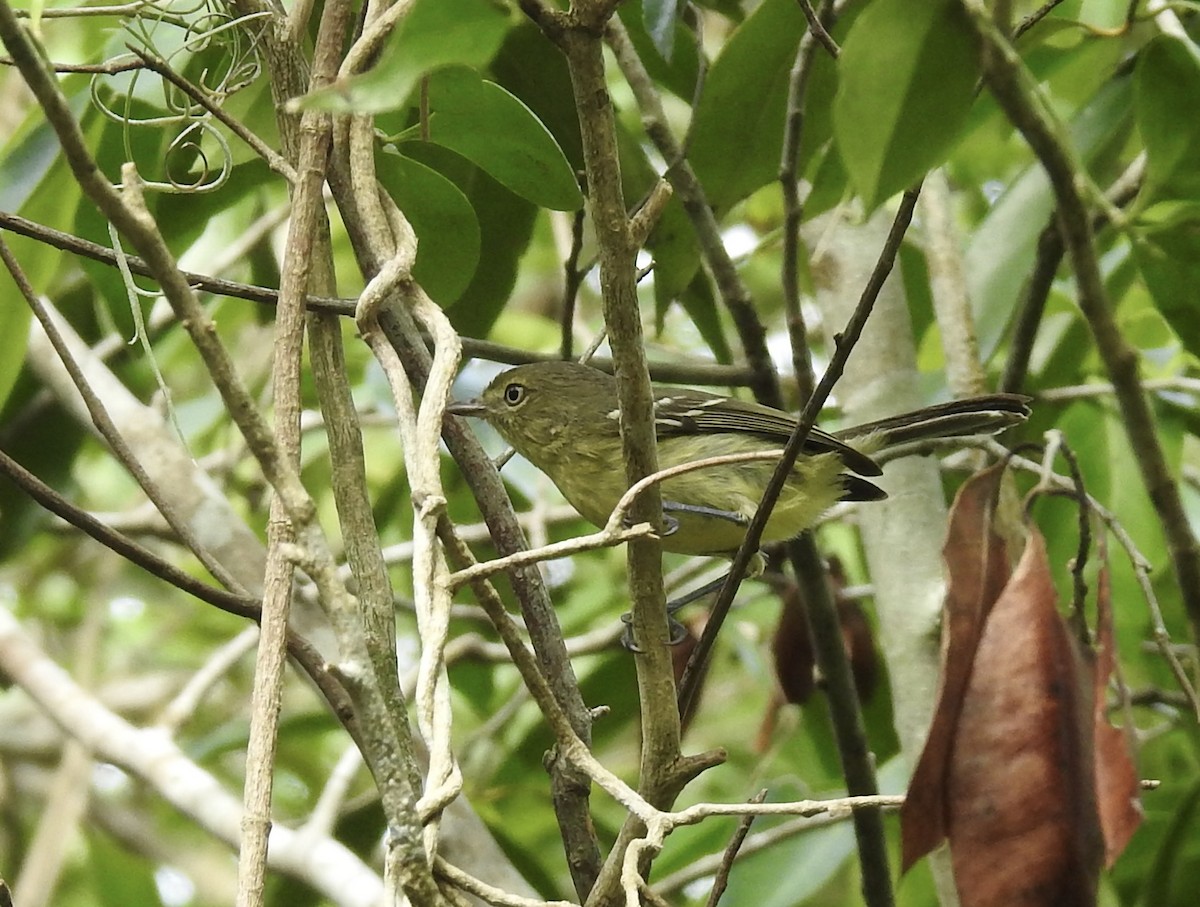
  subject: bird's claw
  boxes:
[618,610,689,652]
[623,512,680,539]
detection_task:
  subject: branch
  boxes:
[0,607,384,907]
[0,211,759,386]
[966,0,1200,645]
[330,218,600,897]
[235,0,350,898]
[606,17,782,409]
[0,0,356,631]
[684,194,924,907]
[777,0,839,402]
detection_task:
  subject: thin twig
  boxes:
[0,54,145,73]
[679,187,922,710]
[778,0,836,403]
[449,449,811,590]
[796,0,840,57]
[704,789,768,907]
[679,191,923,907]
[560,208,587,360]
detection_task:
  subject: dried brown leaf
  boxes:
[771,579,816,706]
[839,594,879,704]
[1092,546,1143,867]
[948,529,1103,907]
[903,464,1015,869]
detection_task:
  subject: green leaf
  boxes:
[1131,203,1200,359]
[489,23,584,170]
[833,0,979,210]
[643,0,679,61]
[1135,34,1200,203]
[300,0,511,113]
[619,0,700,100]
[678,271,733,364]
[688,0,806,212]
[400,67,583,212]
[401,143,539,338]
[376,149,481,305]
[802,142,850,221]
[649,194,701,318]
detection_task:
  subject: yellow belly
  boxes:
[655,447,845,555]
[549,434,848,557]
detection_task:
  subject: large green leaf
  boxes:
[1132,201,1200,359]
[833,0,979,211]
[301,0,512,114]
[688,0,806,212]
[489,23,584,171]
[376,149,481,305]
[399,67,583,212]
[400,143,538,338]
[1135,35,1200,204]
[648,195,701,315]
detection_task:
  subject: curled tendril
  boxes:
[87,0,267,195]
[159,119,233,192]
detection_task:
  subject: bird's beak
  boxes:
[446,399,488,418]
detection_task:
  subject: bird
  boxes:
[448,360,1030,558]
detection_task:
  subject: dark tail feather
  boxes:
[841,474,888,503]
[836,394,1031,449]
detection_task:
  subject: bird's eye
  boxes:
[503,382,526,406]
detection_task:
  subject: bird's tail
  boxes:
[836,393,1031,449]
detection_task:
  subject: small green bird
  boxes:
[448,360,1030,557]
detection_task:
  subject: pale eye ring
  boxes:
[503,383,526,406]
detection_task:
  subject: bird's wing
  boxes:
[652,391,883,477]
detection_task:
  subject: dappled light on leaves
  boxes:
[902,466,1141,906]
